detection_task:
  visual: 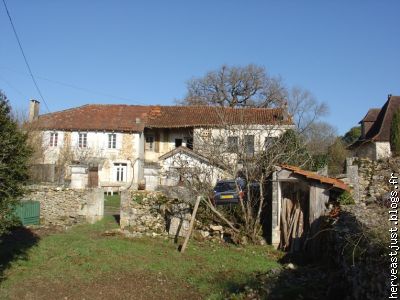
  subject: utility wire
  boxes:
[2,0,50,112]
[0,74,28,98]
[0,65,148,105]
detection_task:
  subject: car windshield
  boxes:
[214,182,237,192]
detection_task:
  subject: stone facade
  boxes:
[23,185,104,225]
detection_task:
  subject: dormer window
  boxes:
[50,132,58,147]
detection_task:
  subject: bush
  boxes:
[328,138,348,176]
[338,191,355,205]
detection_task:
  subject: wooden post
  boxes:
[180,196,201,253]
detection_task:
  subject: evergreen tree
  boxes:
[0,91,32,235]
[342,126,361,145]
[391,108,400,156]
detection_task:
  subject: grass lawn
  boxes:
[104,194,121,208]
[0,216,282,299]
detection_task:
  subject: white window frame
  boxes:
[108,133,117,149]
[114,163,127,182]
[49,132,58,147]
[78,132,87,148]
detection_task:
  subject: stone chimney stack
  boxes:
[28,99,40,121]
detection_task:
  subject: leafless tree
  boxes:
[287,87,329,134]
[165,109,312,242]
[179,64,286,108]
[303,121,338,155]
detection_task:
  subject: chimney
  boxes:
[28,99,40,121]
[136,117,141,124]
[388,94,392,101]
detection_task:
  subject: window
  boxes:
[78,133,87,148]
[108,133,116,149]
[175,139,182,148]
[49,132,58,147]
[185,137,193,150]
[227,136,239,153]
[244,135,254,155]
[114,163,127,182]
[264,137,278,149]
[145,136,154,151]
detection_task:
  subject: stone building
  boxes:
[349,94,400,160]
[29,100,293,190]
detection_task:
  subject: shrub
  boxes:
[338,191,355,205]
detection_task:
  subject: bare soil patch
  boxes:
[7,270,202,300]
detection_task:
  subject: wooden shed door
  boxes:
[88,167,99,187]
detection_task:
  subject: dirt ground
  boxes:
[5,271,202,300]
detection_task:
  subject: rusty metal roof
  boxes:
[280,164,349,191]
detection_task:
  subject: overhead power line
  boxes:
[2,0,50,112]
[0,65,148,105]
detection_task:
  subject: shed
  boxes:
[265,164,349,251]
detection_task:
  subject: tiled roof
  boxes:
[358,95,400,142]
[33,104,292,131]
[146,106,291,128]
[280,164,349,191]
[360,108,381,123]
[34,105,150,132]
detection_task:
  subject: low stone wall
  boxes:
[119,190,237,242]
[357,157,399,203]
[23,185,104,225]
[120,190,191,237]
[344,157,399,204]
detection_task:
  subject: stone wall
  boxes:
[119,190,191,237]
[23,185,104,225]
[330,157,398,298]
[358,158,398,203]
[329,204,389,299]
[344,157,399,204]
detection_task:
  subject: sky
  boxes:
[0,1,399,134]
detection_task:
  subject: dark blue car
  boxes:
[213,179,244,205]
[213,179,260,205]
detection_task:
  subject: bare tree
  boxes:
[164,109,312,242]
[180,64,286,108]
[287,87,329,134]
[303,121,338,155]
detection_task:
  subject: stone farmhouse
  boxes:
[349,94,400,160]
[28,100,293,191]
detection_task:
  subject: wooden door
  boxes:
[88,166,99,188]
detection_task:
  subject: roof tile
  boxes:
[33,104,292,131]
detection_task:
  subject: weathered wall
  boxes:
[41,130,140,187]
[346,157,399,203]
[352,141,392,160]
[23,185,104,225]
[120,190,193,237]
